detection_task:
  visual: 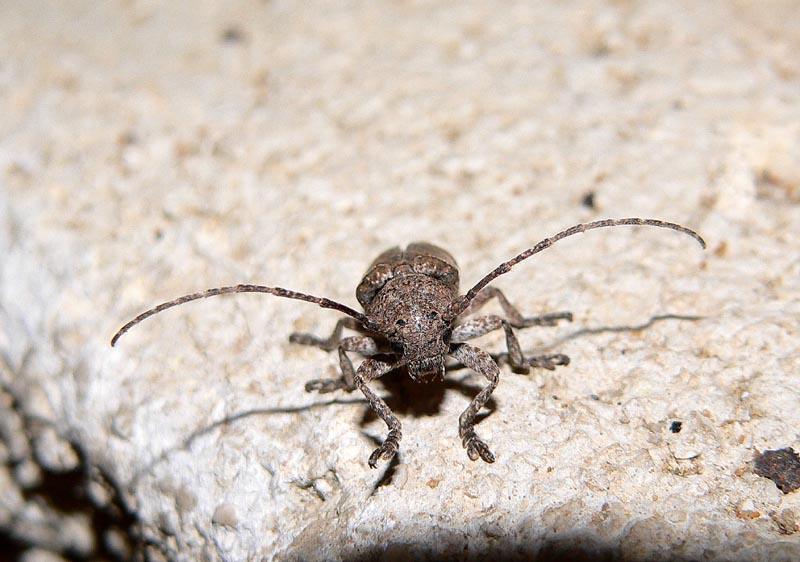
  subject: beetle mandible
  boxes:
[111,218,705,467]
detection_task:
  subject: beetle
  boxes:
[111,218,705,467]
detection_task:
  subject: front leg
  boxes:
[450,343,499,463]
[352,358,403,468]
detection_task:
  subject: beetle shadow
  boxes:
[126,368,497,486]
[154,315,698,440]
[357,314,704,429]
[357,366,497,427]
[555,313,703,345]
[131,314,703,486]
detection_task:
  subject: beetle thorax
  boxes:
[367,274,455,382]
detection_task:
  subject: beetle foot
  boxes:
[462,430,496,463]
[368,430,401,468]
[305,378,348,393]
[527,353,570,371]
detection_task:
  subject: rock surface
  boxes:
[1,1,799,560]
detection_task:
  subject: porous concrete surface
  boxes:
[1,1,799,560]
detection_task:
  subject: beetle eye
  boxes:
[390,342,404,355]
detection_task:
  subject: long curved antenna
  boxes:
[111,284,368,347]
[446,218,706,321]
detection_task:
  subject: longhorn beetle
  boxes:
[112,218,705,467]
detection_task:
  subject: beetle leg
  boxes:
[289,317,363,351]
[451,315,504,342]
[450,343,499,463]
[452,316,569,374]
[462,286,572,327]
[352,358,403,468]
[305,336,379,393]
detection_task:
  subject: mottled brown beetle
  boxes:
[112,218,705,467]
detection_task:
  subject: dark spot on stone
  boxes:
[754,448,800,494]
[221,26,246,44]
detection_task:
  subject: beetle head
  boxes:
[387,308,452,383]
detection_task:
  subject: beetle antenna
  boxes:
[446,218,706,321]
[111,284,368,346]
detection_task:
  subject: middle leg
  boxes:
[290,317,363,351]
[304,335,379,393]
[452,315,569,373]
